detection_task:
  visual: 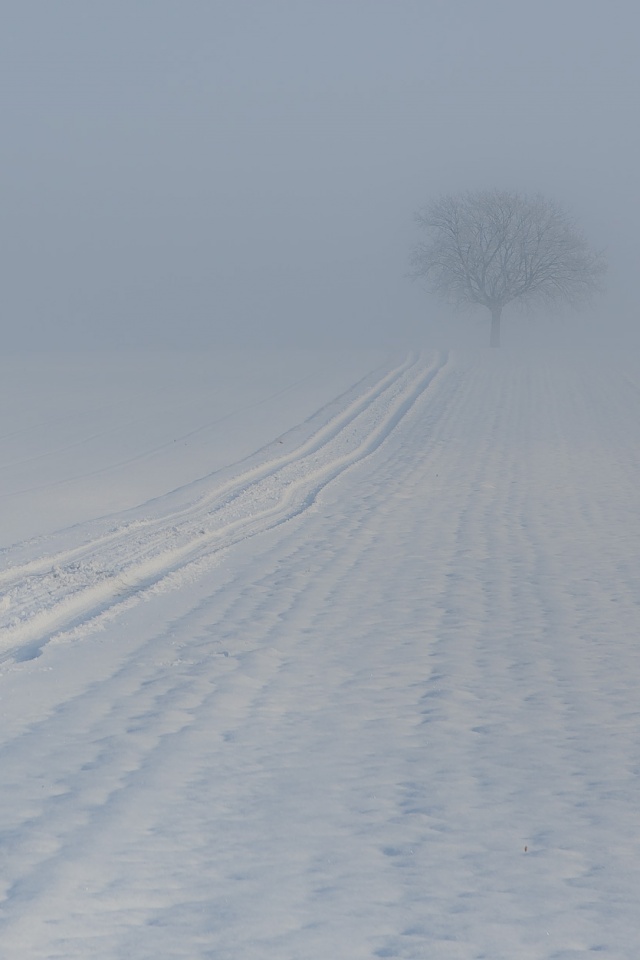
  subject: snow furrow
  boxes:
[0,352,415,585]
[0,351,448,662]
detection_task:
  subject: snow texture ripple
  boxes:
[1,348,639,958]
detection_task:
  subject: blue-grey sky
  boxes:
[2,0,639,349]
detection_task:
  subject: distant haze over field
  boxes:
[2,0,639,350]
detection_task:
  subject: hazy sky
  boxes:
[2,0,639,349]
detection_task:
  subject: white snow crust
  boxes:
[1,346,640,958]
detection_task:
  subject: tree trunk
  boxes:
[490,306,502,348]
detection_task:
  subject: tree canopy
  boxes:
[411,190,606,346]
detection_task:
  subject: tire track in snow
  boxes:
[0,354,415,583]
[0,358,469,957]
[0,371,320,489]
[0,352,449,663]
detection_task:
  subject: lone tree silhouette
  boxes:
[411,190,605,347]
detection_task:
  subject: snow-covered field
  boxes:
[1,346,640,959]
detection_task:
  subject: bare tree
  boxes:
[410,190,606,347]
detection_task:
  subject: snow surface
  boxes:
[1,346,640,958]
